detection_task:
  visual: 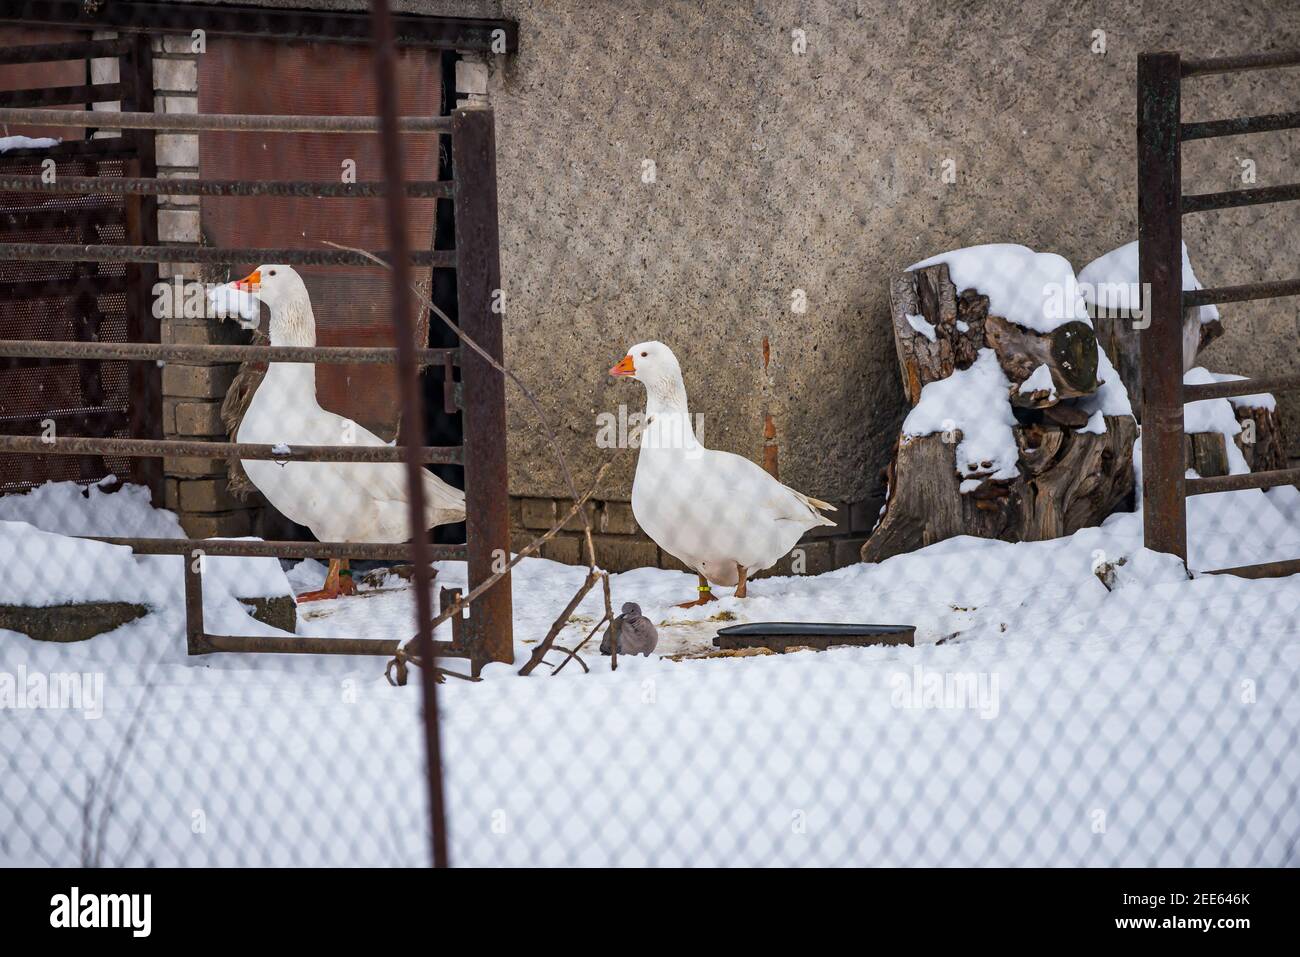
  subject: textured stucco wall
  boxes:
[192,0,1300,506]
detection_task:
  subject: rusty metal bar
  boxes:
[0,206,125,232]
[0,107,452,134]
[1184,278,1300,307]
[183,549,205,656]
[194,633,401,657]
[1182,49,1300,77]
[0,175,453,199]
[1137,52,1188,562]
[91,536,467,561]
[0,38,133,64]
[1183,373,1300,402]
[4,0,519,52]
[0,434,463,464]
[0,243,453,268]
[1204,558,1300,579]
[191,633,470,658]
[0,339,459,366]
[454,107,514,674]
[0,83,126,108]
[1181,110,1300,141]
[123,32,163,502]
[1182,182,1300,214]
[1186,467,1300,496]
[370,0,449,870]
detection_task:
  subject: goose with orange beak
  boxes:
[610,341,835,607]
[223,265,466,602]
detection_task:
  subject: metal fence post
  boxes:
[369,0,449,869]
[452,107,514,674]
[1137,51,1188,562]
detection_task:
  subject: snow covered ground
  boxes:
[1,459,1297,867]
[0,468,1294,868]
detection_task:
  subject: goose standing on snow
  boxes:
[229,265,465,602]
[610,341,835,607]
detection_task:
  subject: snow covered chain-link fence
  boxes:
[1,4,1299,868]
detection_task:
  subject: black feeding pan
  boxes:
[714,622,915,653]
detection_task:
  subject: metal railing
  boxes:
[0,103,510,669]
[1137,48,1300,578]
[0,2,517,867]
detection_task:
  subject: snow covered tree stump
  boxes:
[862,255,1138,564]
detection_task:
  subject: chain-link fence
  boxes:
[1,2,1299,870]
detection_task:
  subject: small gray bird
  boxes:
[600,602,658,657]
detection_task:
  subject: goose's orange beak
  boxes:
[233,269,261,292]
[609,355,636,377]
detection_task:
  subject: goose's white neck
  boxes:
[640,369,698,450]
[642,368,690,417]
[268,290,317,348]
[262,290,320,404]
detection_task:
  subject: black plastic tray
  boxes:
[714,621,915,651]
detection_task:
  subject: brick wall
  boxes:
[508,493,883,575]
[146,33,259,537]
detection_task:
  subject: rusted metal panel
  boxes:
[1205,558,1300,579]
[0,81,126,107]
[1181,49,1300,76]
[370,0,450,870]
[0,339,459,366]
[124,32,161,503]
[1137,51,1187,562]
[0,37,132,64]
[3,0,518,53]
[0,242,455,268]
[0,106,453,133]
[1184,278,1300,308]
[91,536,467,562]
[1182,373,1300,403]
[1186,467,1300,496]
[0,174,453,198]
[1182,182,1300,214]
[1181,110,1300,141]
[0,433,464,464]
[453,107,513,674]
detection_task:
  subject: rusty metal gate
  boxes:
[0,1,517,868]
[1137,48,1300,577]
[0,32,160,495]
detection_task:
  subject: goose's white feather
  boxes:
[620,340,834,585]
[227,266,465,543]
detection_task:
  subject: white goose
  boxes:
[230,265,465,602]
[610,341,835,606]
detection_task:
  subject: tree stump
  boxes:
[862,263,1139,564]
[1092,307,1222,418]
[1233,401,1289,474]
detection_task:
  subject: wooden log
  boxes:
[861,415,1138,563]
[1093,306,1223,418]
[1233,401,1289,474]
[889,263,988,405]
[1185,431,1231,478]
[985,315,1099,401]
